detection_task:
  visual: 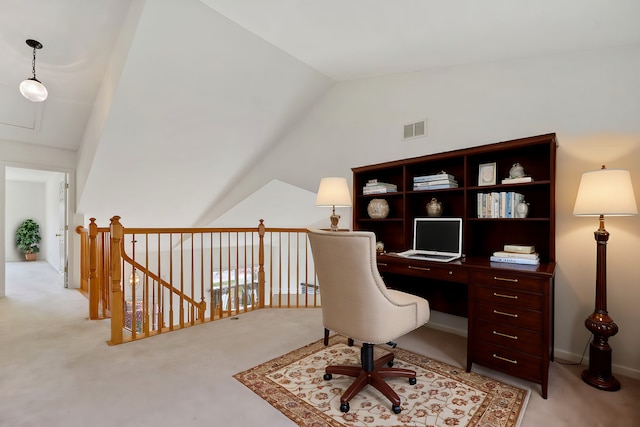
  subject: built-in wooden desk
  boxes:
[377,253,555,398]
[352,134,558,398]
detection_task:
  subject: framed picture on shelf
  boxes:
[478,162,497,186]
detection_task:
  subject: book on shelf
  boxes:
[492,251,539,260]
[490,255,540,265]
[503,244,535,254]
[490,256,540,265]
[365,183,396,190]
[363,187,396,195]
[413,182,458,190]
[413,172,456,183]
[413,179,457,187]
[366,180,396,188]
[501,176,534,184]
[363,180,397,194]
[476,191,524,218]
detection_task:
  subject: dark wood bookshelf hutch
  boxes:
[352,133,557,398]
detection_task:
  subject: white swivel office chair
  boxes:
[307,228,430,414]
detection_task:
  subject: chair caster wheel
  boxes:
[324,373,332,380]
[392,405,401,414]
[409,377,417,385]
[340,403,350,413]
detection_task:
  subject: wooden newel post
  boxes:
[88,218,99,319]
[109,216,124,345]
[258,219,265,308]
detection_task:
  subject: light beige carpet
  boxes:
[235,335,529,427]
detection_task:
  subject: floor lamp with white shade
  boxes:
[573,165,638,391]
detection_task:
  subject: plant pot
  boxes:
[24,253,37,261]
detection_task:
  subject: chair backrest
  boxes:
[307,228,424,344]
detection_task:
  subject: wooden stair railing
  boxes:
[76,219,111,320]
[78,216,318,345]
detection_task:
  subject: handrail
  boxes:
[78,216,317,345]
[119,247,206,319]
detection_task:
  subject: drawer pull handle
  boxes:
[493,353,518,364]
[408,266,430,271]
[493,330,518,340]
[494,276,518,283]
[493,309,518,318]
[377,263,388,267]
[448,271,453,275]
[493,292,518,299]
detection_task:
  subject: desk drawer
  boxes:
[473,318,542,356]
[474,285,543,310]
[472,341,542,384]
[378,261,468,283]
[474,300,542,331]
[473,271,544,293]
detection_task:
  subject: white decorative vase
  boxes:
[515,201,529,218]
[367,199,390,219]
[509,162,525,178]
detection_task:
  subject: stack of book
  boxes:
[363,179,397,194]
[413,172,458,190]
[490,244,539,265]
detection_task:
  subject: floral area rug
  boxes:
[234,335,529,427]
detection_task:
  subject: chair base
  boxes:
[324,342,416,414]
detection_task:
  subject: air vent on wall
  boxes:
[403,119,427,140]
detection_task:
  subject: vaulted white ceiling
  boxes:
[203,0,640,81]
[2,0,640,226]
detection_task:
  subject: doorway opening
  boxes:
[4,167,69,292]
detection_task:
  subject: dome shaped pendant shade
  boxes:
[19,39,48,102]
[20,77,48,102]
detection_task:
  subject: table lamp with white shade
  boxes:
[573,165,637,391]
[315,177,352,231]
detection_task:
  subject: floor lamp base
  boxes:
[581,369,620,391]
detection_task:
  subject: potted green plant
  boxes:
[16,219,41,261]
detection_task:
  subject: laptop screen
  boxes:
[413,217,462,256]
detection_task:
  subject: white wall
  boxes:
[210,179,348,230]
[75,0,145,207]
[232,45,640,378]
[78,0,333,228]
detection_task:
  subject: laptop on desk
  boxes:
[397,217,462,263]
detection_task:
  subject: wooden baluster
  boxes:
[76,226,88,292]
[169,233,174,330]
[88,218,99,319]
[258,219,265,308]
[109,216,124,345]
[75,226,89,310]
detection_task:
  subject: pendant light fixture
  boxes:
[19,39,48,102]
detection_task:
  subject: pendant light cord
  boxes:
[31,46,38,80]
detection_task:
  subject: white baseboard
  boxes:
[553,348,640,381]
[426,311,468,337]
